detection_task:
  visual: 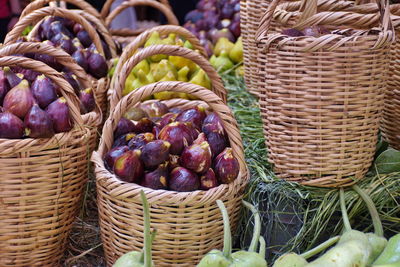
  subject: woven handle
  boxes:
[99,81,245,174]
[4,6,105,57]
[101,0,171,18]
[0,56,83,126]
[105,0,179,28]
[20,0,102,21]
[110,44,227,110]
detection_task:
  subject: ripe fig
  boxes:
[0,69,10,105]
[24,104,54,138]
[193,132,207,144]
[158,112,177,130]
[128,132,155,150]
[48,21,73,40]
[184,122,200,141]
[57,35,74,55]
[214,148,239,184]
[101,39,112,60]
[158,122,194,155]
[200,168,218,190]
[31,74,58,109]
[282,28,304,37]
[76,30,92,47]
[3,80,35,119]
[35,45,63,71]
[169,167,200,192]
[112,133,136,148]
[73,23,84,34]
[133,117,154,134]
[0,111,24,138]
[79,88,96,114]
[39,16,56,40]
[206,131,227,158]
[302,26,331,37]
[104,145,129,171]
[169,107,182,114]
[113,150,144,183]
[10,66,40,83]
[140,140,171,169]
[72,37,84,50]
[175,106,207,130]
[3,67,22,87]
[87,50,107,79]
[140,101,169,118]
[180,140,212,173]
[202,112,225,135]
[46,97,73,133]
[169,154,180,170]
[62,72,81,94]
[114,117,136,138]
[72,49,88,72]
[141,162,169,190]
[124,107,148,121]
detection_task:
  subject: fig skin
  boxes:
[180,140,212,174]
[79,88,96,114]
[202,112,225,135]
[124,107,148,121]
[87,50,108,79]
[46,97,73,133]
[169,167,200,192]
[214,148,239,184]
[31,74,58,109]
[10,66,40,83]
[62,72,81,94]
[169,107,182,114]
[34,47,63,71]
[140,101,169,118]
[39,16,56,40]
[112,133,136,148]
[193,132,207,145]
[158,122,194,155]
[3,79,35,119]
[158,112,177,130]
[140,140,171,169]
[175,106,207,130]
[169,154,180,171]
[104,145,129,171]
[282,28,304,37]
[47,21,73,40]
[0,69,10,105]
[73,23,84,35]
[200,168,219,190]
[114,118,136,138]
[0,111,24,139]
[113,150,144,183]
[72,49,89,72]
[141,162,169,190]
[133,117,155,134]
[206,131,227,158]
[128,132,155,150]
[184,122,200,141]
[3,67,22,88]
[24,104,54,138]
[76,30,92,47]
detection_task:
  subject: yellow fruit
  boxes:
[211,50,234,72]
[132,59,150,76]
[153,71,177,100]
[123,69,150,96]
[175,38,184,47]
[169,55,196,72]
[145,31,168,62]
[184,40,194,50]
[162,33,176,46]
[152,59,177,81]
[123,73,136,96]
[235,65,244,77]
[177,66,190,82]
[189,68,211,89]
[214,37,235,57]
[229,37,243,64]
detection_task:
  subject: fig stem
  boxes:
[217,200,232,258]
[300,235,340,259]
[140,190,152,267]
[339,188,352,232]
[242,200,260,253]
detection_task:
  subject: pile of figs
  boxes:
[30,15,110,79]
[104,101,240,192]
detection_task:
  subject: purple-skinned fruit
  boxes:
[141,162,169,190]
[169,107,182,114]
[24,104,54,138]
[214,147,239,184]
[200,168,218,190]
[39,16,56,40]
[79,88,96,114]
[133,117,154,134]
[0,69,10,105]
[114,117,136,138]
[158,112,177,130]
[47,21,73,40]
[72,49,89,72]
[10,66,40,83]
[57,35,74,55]
[124,107,148,121]
[221,3,234,19]
[87,51,107,79]
[76,30,92,47]
[3,80,35,119]
[31,74,58,109]
[101,39,112,60]
[3,67,22,88]
[206,131,227,158]
[169,154,180,171]
[0,111,24,138]
[62,72,81,94]
[158,122,194,155]
[128,132,155,150]
[72,37,84,50]
[199,38,214,57]
[185,10,203,23]
[184,122,200,141]
[113,149,144,183]
[73,23,84,35]
[140,101,169,118]
[229,20,241,39]
[112,133,136,148]
[282,28,304,37]
[180,139,212,174]
[175,106,207,130]
[140,140,171,169]
[104,145,129,171]
[209,28,235,44]
[46,97,73,133]
[169,167,200,192]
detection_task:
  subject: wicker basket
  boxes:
[101,0,171,17]
[92,81,248,267]
[0,56,91,266]
[104,0,179,48]
[254,0,394,187]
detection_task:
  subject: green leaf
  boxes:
[374,148,400,174]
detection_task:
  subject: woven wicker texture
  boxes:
[105,0,179,47]
[101,0,171,18]
[0,56,90,266]
[109,44,226,109]
[92,81,248,267]
[254,0,393,187]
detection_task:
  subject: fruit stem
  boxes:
[340,188,352,232]
[259,236,266,258]
[140,190,153,267]
[242,200,261,253]
[300,236,340,259]
[217,200,232,259]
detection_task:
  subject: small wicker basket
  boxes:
[92,81,248,267]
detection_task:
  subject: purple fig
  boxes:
[140,140,171,169]
[200,168,218,190]
[79,88,96,114]
[10,66,40,83]
[141,162,169,190]
[47,21,73,40]
[214,147,239,184]
[233,2,240,13]
[77,30,92,47]
[39,16,56,40]
[169,154,180,170]
[209,28,235,44]
[185,10,203,23]
[180,139,212,174]
[73,23,84,34]
[54,16,75,30]
[101,39,112,60]
[176,106,206,130]
[87,50,107,79]
[46,97,73,133]
[104,145,129,171]
[282,28,304,37]
[3,67,22,87]
[184,122,200,140]
[302,26,330,37]
[170,107,182,114]
[229,20,241,39]
[133,117,154,134]
[158,122,194,155]
[31,74,58,109]
[113,150,144,183]
[183,22,198,37]
[57,35,74,55]
[62,72,81,94]
[199,38,214,57]
[124,107,148,121]
[169,167,199,192]
[221,4,235,19]
[114,117,136,138]
[196,19,210,31]
[202,112,225,135]
[35,44,63,71]
[0,111,24,138]
[3,80,35,118]
[152,125,161,139]
[206,131,227,158]
[24,104,54,138]
[128,132,155,150]
[140,101,169,118]
[112,133,136,148]
[72,37,84,50]
[158,112,177,130]
[193,132,207,144]
[0,69,10,105]
[72,49,88,72]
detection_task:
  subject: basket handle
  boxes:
[110,44,227,110]
[20,0,102,22]
[110,25,208,91]
[99,81,245,174]
[101,0,171,18]
[0,56,83,126]
[105,0,179,28]
[4,6,105,57]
